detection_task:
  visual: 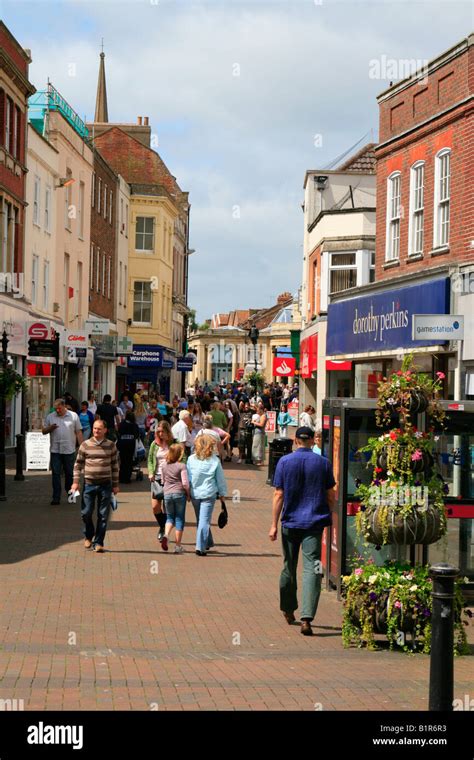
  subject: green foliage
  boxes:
[0,367,28,401]
[341,561,469,654]
[245,370,264,392]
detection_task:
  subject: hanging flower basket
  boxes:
[342,561,470,654]
[0,367,28,401]
[360,503,444,546]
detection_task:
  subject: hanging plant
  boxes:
[342,560,469,654]
[0,366,28,401]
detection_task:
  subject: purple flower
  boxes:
[443,484,449,495]
[369,592,378,602]
[360,505,366,512]
[423,609,431,617]
[414,480,421,487]
[372,479,381,486]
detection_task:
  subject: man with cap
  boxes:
[269,426,336,636]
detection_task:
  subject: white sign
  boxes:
[84,319,110,335]
[26,431,50,471]
[65,330,88,349]
[412,314,464,341]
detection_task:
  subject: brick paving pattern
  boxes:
[0,458,472,711]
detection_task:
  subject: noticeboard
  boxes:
[287,400,299,426]
[265,411,276,433]
[26,431,50,471]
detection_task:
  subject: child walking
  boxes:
[160,444,190,553]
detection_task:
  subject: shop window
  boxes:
[354,362,384,399]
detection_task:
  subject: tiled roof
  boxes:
[338,142,377,173]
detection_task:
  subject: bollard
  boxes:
[14,433,25,481]
[244,425,253,464]
[429,562,459,711]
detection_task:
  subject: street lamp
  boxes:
[248,325,259,392]
[0,328,9,501]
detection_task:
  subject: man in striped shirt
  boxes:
[72,419,119,553]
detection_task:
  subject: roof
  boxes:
[337,143,377,173]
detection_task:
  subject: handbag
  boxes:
[217,497,228,529]
[135,438,146,461]
[151,479,164,501]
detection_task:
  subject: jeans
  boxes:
[192,497,215,552]
[164,494,187,531]
[81,482,112,547]
[50,452,76,501]
[280,527,323,621]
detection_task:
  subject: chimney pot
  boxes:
[137,116,142,125]
[144,116,149,126]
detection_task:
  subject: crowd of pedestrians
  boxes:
[41,378,335,634]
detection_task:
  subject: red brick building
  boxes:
[375,33,473,280]
[0,22,35,287]
[89,148,118,322]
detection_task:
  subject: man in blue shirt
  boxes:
[269,426,336,636]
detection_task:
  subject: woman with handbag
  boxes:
[147,420,173,547]
[186,434,228,556]
[117,411,140,483]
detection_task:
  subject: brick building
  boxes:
[325,33,473,401]
[0,22,35,444]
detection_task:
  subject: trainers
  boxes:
[157,530,164,542]
[300,620,313,636]
[94,545,105,553]
[84,539,92,549]
[174,545,184,554]
[161,536,168,551]
[236,458,242,464]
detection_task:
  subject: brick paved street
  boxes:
[0,458,472,712]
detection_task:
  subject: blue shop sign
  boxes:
[177,358,194,372]
[327,278,450,355]
[128,345,163,367]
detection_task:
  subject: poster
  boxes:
[26,432,50,471]
[265,411,276,433]
[287,400,299,426]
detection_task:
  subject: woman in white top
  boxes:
[299,405,316,431]
[87,391,97,416]
[191,402,205,446]
[251,402,267,465]
[195,415,230,460]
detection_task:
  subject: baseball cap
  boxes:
[295,426,315,440]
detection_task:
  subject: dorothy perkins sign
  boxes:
[327,278,450,355]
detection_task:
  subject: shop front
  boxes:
[127,345,175,401]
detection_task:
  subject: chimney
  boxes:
[277,292,292,305]
[137,116,142,125]
[144,116,149,126]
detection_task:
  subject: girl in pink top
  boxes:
[160,444,190,554]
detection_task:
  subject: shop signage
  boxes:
[327,278,450,355]
[300,334,318,378]
[28,338,56,358]
[2,320,27,355]
[287,400,299,426]
[84,318,110,335]
[177,357,194,372]
[272,356,296,376]
[162,353,175,369]
[128,345,164,367]
[116,336,134,354]
[65,331,88,349]
[26,431,50,471]
[412,314,464,341]
[28,321,51,340]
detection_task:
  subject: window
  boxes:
[133,281,152,323]
[90,245,94,290]
[135,216,154,251]
[92,173,96,207]
[96,247,100,292]
[103,184,107,219]
[119,261,122,304]
[109,190,113,224]
[1,201,14,273]
[369,251,375,283]
[434,149,450,248]
[76,262,82,320]
[44,186,51,232]
[32,254,39,305]
[124,265,127,306]
[125,205,129,237]
[386,172,401,261]
[329,252,357,294]
[107,256,111,299]
[120,198,124,233]
[102,252,106,296]
[13,106,20,159]
[97,178,101,214]
[78,181,85,238]
[64,176,72,231]
[33,176,41,226]
[5,97,11,153]
[64,253,70,323]
[409,162,424,255]
[43,260,49,310]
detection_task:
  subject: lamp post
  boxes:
[248,325,259,392]
[0,328,9,501]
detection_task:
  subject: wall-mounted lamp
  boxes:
[55,177,75,189]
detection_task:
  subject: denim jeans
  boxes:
[50,452,76,501]
[192,497,216,552]
[280,527,323,621]
[164,494,187,531]
[81,482,112,547]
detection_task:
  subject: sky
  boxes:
[1,0,472,321]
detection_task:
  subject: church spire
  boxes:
[94,44,108,123]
